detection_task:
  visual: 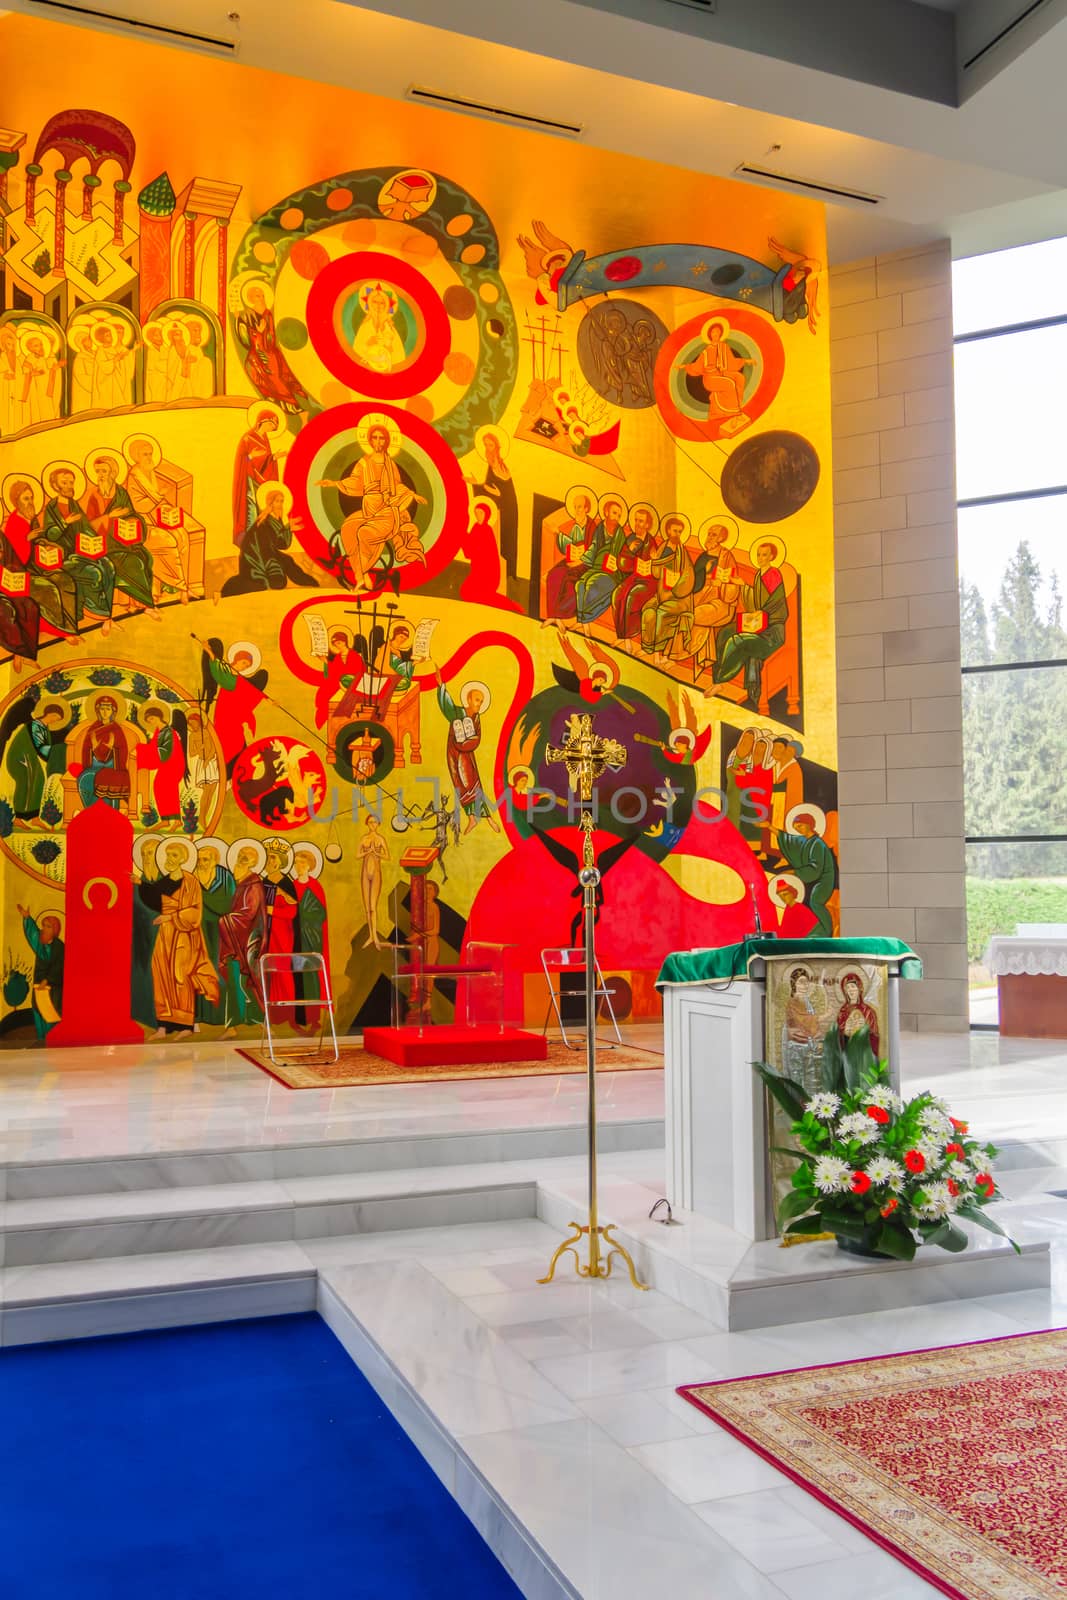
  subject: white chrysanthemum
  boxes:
[812,1156,852,1194]
[805,1093,841,1120]
[917,1181,958,1219]
[917,1139,946,1169]
[836,1111,881,1144]
[866,1156,906,1191]
[918,1107,954,1139]
[864,1084,901,1112]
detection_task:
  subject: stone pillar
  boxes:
[183,211,197,299]
[82,172,101,220]
[53,170,71,275]
[113,179,131,247]
[829,240,967,1032]
[25,162,41,227]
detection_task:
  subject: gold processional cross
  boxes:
[539,712,647,1289]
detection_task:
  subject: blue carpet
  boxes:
[0,1313,524,1599]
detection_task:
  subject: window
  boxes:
[954,243,1067,1028]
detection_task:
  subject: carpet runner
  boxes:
[680,1330,1067,1600]
[239,1037,663,1089]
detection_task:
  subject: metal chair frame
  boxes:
[540,946,623,1051]
[258,952,339,1067]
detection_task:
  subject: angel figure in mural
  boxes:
[0,695,76,826]
[768,237,821,335]
[235,279,308,415]
[316,416,426,593]
[198,636,269,776]
[516,218,575,300]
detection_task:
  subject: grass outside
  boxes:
[966,876,1067,964]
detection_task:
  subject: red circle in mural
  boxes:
[283,399,468,586]
[653,306,784,444]
[305,250,451,399]
[604,255,642,283]
[231,736,328,831]
[288,237,331,281]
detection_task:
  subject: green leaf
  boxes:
[820,1027,846,1095]
[958,1201,1022,1254]
[778,1188,819,1223]
[843,1025,877,1091]
[875,1221,917,1261]
[785,1214,827,1235]
[925,1221,969,1253]
[753,1062,808,1123]
[820,1205,867,1240]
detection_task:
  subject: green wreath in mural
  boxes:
[228,166,518,456]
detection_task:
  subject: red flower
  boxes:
[851,1171,872,1195]
[945,1142,966,1161]
[881,1198,899,1217]
[975,1172,995,1199]
[951,1118,969,1134]
[904,1150,925,1174]
[865,1106,890,1125]
[947,1178,960,1197]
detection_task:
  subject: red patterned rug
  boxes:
[680,1331,1067,1600]
[238,1038,662,1089]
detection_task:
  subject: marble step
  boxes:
[0,1161,546,1268]
[0,1117,663,1201]
[0,1240,318,1348]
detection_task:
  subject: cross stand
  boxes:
[538,714,648,1290]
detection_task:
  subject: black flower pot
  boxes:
[835,1228,892,1260]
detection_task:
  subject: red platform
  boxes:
[362,1025,549,1068]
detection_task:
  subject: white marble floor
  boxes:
[4,1027,1067,1598]
[4,1026,1067,1167]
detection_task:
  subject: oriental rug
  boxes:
[680,1330,1067,1600]
[239,1038,662,1090]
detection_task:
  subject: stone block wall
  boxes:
[829,241,969,1032]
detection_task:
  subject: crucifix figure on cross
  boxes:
[539,710,646,1290]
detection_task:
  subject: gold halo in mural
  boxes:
[661,511,692,540]
[769,873,805,909]
[155,836,198,874]
[246,399,286,431]
[564,485,597,522]
[1,474,43,515]
[263,836,294,872]
[354,412,403,455]
[627,500,660,534]
[255,480,293,515]
[597,490,628,522]
[227,640,263,675]
[227,837,268,876]
[18,323,60,357]
[697,514,739,549]
[41,459,86,500]
[122,433,162,469]
[83,446,126,483]
[291,840,324,878]
[749,533,787,566]
[195,835,229,863]
[785,803,827,837]
[474,424,509,461]
[459,679,491,714]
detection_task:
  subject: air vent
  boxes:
[963,0,1052,70]
[736,163,883,206]
[407,87,583,138]
[664,0,716,11]
[26,0,239,54]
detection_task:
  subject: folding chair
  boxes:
[259,952,339,1067]
[540,946,623,1051]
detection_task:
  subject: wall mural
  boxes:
[0,14,838,1047]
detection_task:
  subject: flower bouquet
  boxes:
[755,1029,1017,1262]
